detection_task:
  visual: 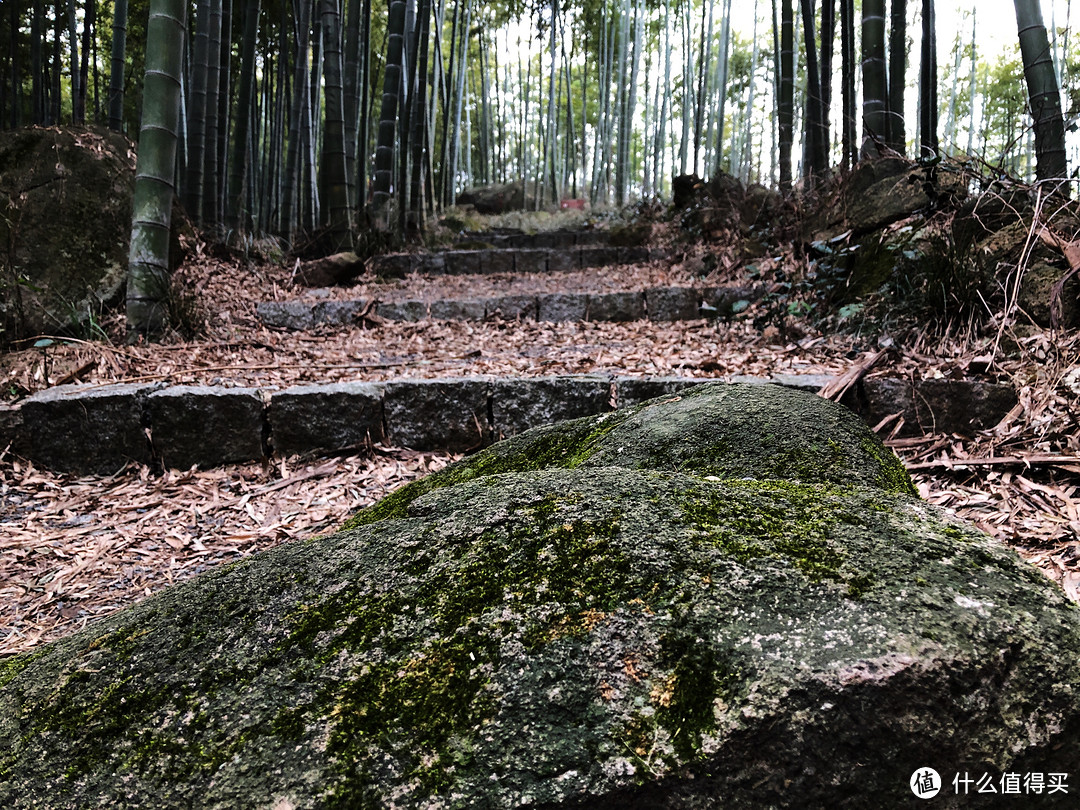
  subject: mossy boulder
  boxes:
[2,384,1079,808]
[0,126,135,341]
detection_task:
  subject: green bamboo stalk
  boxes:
[127,0,188,340]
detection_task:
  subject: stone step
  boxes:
[3,374,1017,474]
[456,229,613,249]
[368,245,668,278]
[257,284,758,330]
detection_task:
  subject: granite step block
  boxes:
[383,377,492,451]
[645,286,701,321]
[270,382,385,455]
[313,300,367,326]
[376,301,428,322]
[21,382,159,473]
[538,293,589,322]
[257,301,317,331]
[147,386,265,469]
[587,291,646,322]
[429,299,486,321]
[485,295,539,320]
[492,376,613,439]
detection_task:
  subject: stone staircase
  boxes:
[257,228,759,330]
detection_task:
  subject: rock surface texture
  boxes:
[2,384,1078,808]
[0,127,135,341]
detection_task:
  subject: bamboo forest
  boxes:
[0,0,1074,232]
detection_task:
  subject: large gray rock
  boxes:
[0,127,136,341]
[2,384,1078,809]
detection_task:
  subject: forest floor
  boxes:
[2,210,1080,657]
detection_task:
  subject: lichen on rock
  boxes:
[1,383,1078,809]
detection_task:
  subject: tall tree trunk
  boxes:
[201,0,223,230]
[800,0,826,178]
[108,0,128,131]
[408,0,431,228]
[819,0,834,157]
[127,0,188,340]
[965,7,977,156]
[7,0,19,128]
[79,0,93,124]
[185,0,211,224]
[1014,0,1068,182]
[321,0,352,247]
[50,0,62,124]
[860,0,889,156]
[918,0,938,157]
[227,0,261,232]
[887,0,906,152]
[711,0,732,177]
[778,0,794,188]
[67,0,81,124]
[839,0,856,168]
[357,0,371,209]
[371,0,407,223]
[216,0,232,226]
[281,0,313,237]
[31,0,43,124]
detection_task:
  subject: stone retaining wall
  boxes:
[1,375,1016,474]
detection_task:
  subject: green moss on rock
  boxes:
[343,383,915,530]
[1,383,1076,809]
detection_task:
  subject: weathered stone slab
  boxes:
[443,250,483,275]
[702,284,760,315]
[147,386,265,469]
[913,378,1018,435]
[533,231,576,249]
[579,245,621,268]
[615,375,704,406]
[618,245,655,264]
[383,377,491,451]
[8,385,1077,808]
[513,249,548,274]
[376,300,428,322]
[255,301,316,330]
[481,250,514,275]
[587,291,646,322]
[646,286,701,320]
[295,251,364,287]
[727,373,836,395]
[312,299,365,326]
[429,299,486,321]
[21,383,157,473]
[485,295,538,320]
[852,377,1016,437]
[491,375,611,438]
[269,382,384,455]
[537,292,589,322]
[367,253,421,278]
[420,253,447,275]
[544,248,577,272]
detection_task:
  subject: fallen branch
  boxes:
[905,454,1080,471]
[818,349,888,401]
